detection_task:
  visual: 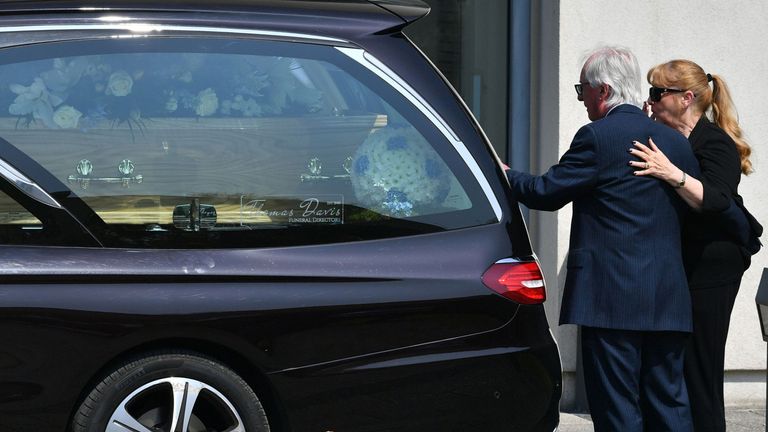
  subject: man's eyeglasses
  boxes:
[574,83,584,97]
[649,86,685,102]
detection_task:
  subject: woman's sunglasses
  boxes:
[649,86,685,102]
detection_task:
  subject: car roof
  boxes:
[0,0,429,27]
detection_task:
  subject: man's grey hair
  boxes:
[582,46,644,109]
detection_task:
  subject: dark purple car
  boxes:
[0,1,561,430]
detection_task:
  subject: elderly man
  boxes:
[506,46,699,431]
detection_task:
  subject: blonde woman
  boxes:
[629,60,753,432]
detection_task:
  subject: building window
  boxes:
[407,0,509,159]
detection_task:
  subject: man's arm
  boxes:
[507,125,599,211]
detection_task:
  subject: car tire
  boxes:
[72,351,270,432]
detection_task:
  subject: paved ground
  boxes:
[559,408,766,431]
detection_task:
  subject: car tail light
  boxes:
[482,259,546,304]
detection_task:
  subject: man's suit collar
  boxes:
[603,104,643,118]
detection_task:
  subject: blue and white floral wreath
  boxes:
[351,126,451,217]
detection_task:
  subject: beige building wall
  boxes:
[531,0,768,410]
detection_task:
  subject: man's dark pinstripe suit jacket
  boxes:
[507,104,700,332]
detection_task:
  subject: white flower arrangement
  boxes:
[52,105,82,129]
[350,126,452,217]
[194,88,219,117]
[3,53,325,130]
[105,70,134,97]
[8,78,62,128]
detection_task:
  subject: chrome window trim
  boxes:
[0,158,62,209]
[336,47,503,222]
[0,23,348,44]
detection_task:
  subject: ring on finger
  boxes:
[644,162,649,169]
